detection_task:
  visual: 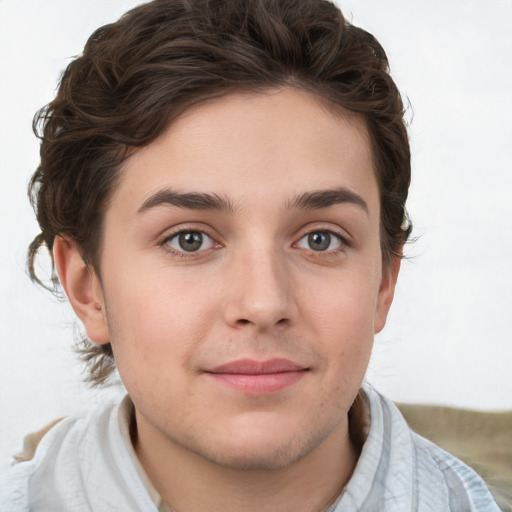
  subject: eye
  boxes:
[165,230,216,253]
[296,230,343,252]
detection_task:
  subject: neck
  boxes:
[134,414,358,512]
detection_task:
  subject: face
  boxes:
[83,88,398,470]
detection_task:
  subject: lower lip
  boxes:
[206,370,307,394]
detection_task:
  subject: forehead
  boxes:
[111,88,378,219]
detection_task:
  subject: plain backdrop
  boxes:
[1,0,511,475]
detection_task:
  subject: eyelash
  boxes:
[294,228,349,257]
[159,226,349,258]
[160,226,221,258]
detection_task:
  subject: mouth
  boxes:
[204,358,309,394]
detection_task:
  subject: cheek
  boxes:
[299,271,378,376]
[102,266,221,385]
[303,272,379,336]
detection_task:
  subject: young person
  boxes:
[0,0,501,510]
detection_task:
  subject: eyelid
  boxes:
[293,223,351,245]
[159,224,222,255]
[295,231,343,249]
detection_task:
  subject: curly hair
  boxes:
[28,0,412,385]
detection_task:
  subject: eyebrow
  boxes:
[138,189,235,214]
[137,186,368,216]
[288,187,369,215]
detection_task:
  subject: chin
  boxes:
[185,424,330,471]
[197,442,306,471]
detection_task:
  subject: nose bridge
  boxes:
[225,238,295,330]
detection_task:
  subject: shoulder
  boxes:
[0,400,121,511]
[12,417,66,463]
[356,387,502,511]
[410,431,502,511]
[0,397,158,511]
[397,402,511,511]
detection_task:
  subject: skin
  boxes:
[54,88,400,512]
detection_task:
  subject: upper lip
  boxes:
[207,358,306,374]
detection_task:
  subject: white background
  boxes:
[1,0,511,475]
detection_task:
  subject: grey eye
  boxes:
[179,232,203,251]
[308,232,331,251]
[166,231,214,253]
[296,231,342,252]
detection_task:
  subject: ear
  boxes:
[374,253,401,334]
[53,236,110,344]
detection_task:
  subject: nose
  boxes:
[223,247,297,332]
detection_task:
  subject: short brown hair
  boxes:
[28,0,412,385]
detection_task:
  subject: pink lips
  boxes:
[205,358,308,394]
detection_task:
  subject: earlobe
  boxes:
[374,254,401,334]
[53,236,110,344]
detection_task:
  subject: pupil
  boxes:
[179,232,203,252]
[308,232,330,251]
